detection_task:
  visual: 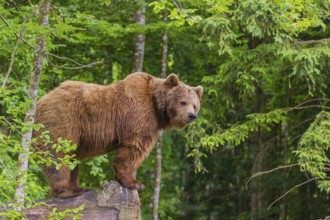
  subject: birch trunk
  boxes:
[152,132,163,220]
[14,0,50,206]
[152,14,168,220]
[132,0,145,73]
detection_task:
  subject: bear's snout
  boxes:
[188,113,197,121]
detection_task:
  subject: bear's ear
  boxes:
[164,74,179,88]
[193,86,203,100]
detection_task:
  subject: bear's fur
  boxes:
[33,72,203,198]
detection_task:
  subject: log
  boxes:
[0,181,141,220]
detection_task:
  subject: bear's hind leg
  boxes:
[43,165,84,198]
[69,166,89,194]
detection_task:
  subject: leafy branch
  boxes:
[0,5,39,88]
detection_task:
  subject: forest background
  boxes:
[0,0,330,219]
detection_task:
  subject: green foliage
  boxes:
[49,205,85,220]
[0,208,27,220]
[295,111,330,192]
[201,109,287,148]
[80,154,110,187]
[187,109,287,172]
[32,131,79,170]
[185,0,330,218]
[149,0,202,27]
[1,0,330,219]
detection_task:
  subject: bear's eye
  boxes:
[180,101,187,106]
[193,105,197,110]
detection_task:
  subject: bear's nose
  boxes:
[188,113,196,121]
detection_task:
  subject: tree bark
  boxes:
[250,144,258,220]
[280,123,289,220]
[131,0,145,73]
[152,134,163,220]
[2,181,141,220]
[160,20,168,78]
[152,15,168,220]
[14,0,50,206]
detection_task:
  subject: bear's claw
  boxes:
[118,178,145,191]
[130,180,145,191]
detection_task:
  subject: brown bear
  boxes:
[33,72,203,199]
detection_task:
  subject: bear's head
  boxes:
[154,74,203,129]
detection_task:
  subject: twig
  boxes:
[285,98,330,112]
[1,32,22,88]
[267,177,318,210]
[0,159,25,197]
[288,105,330,111]
[3,118,22,136]
[45,55,103,69]
[295,38,330,45]
[292,98,330,108]
[246,163,299,189]
[0,160,14,179]
[46,52,90,66]
[0,14,33,49]
[0,14,10,28]
[173,0,183,10]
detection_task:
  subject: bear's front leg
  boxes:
[114,146,147,191]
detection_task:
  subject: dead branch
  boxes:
[294,38,330,46]
[246,163,299,189]
[267,177,318,210]
[45,55,103,69]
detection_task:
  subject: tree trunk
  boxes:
[250,145,258,220]
[280,123,289,220]
[160,19,168,78]
[152,134,163,220]
[152,14,168,220]
[14,0,50,207]
[250,83,262,220]
[2,181,141,220]
[249,37,263,220]
[131,0,145,73]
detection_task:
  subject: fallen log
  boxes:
[0,181,141,220]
